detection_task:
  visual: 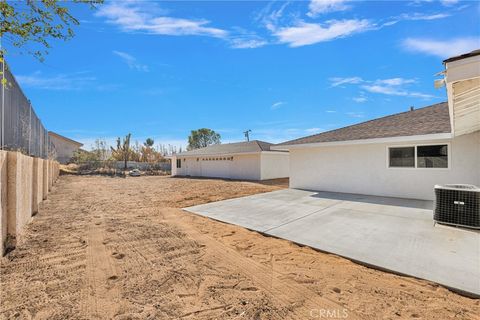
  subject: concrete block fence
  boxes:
[0,151,59,255]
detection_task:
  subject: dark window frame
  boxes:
[388,144,450,169]
[417,144,448,168]
[388,146,415,168]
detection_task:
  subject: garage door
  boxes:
[201,159,231,179]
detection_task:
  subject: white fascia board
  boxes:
[445,56,480,83]
[260,151,289,155]
[175,151,261,158]
[271,133,453,150]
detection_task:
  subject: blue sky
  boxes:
[6,0,480,150]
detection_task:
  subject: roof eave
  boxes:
[48,131,83,147]
[271,132,453,150]
[174,150,286,157]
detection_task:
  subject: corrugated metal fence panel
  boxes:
[0,61,54,159]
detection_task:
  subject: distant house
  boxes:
[48,132,83,164]
[274,50,480,201]
[171,140,289,180]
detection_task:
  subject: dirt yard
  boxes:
[0,176,478,320]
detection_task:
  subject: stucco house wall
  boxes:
[173,154,262,180]
[260,152,289,180]
[48,133,82,164]
[289,131,479,200]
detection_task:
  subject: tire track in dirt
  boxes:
[164,208,361,320]
[0,179,90,319]
[80,213,123,319]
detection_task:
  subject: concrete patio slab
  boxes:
[184,189,480,297]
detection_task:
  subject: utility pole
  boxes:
[244,129,251,142]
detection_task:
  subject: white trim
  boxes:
[272,133,453,150]
[260,151,289,155]
[386,142,451,170]
[173,151,287,158]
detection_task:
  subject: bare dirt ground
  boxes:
[0,176,478,320]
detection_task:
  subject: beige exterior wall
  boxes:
[289,131,480,200]
[42,159,49,200]
[7,152,33,245]
[0,151,7,255]
[445,54,480,137]
[32,158,44,215]
[173,152,290,181]
[260,152,289,180]
[49,134,82,164]
[173,153,262,180]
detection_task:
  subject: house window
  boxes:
[388,144,449,169]
[176,159,181,168]
[389,147,415,168]
[417,145,448,168]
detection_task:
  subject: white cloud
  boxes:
[330,77,417,87]
[256,1,290,32]
[361,84,435,99]
[385,12,450,26]
[330,76,434,99]
[113,50,149,72]
[402,37,480,58]
[375,78,416,86]
[307,0,351,17]
[408,0,459,7]
[274,19,373,47]
[325,110,337,113]
[271,101,286,110]
[330,76,363,87]
[352,96,367,103]
[403,12,450,20]
[16,71,96,91]
[440,0,459,6]
[230,37,268,49]
[96,1,227,38]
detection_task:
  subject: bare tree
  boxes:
[111,133,131,170]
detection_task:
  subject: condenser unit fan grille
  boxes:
[434,184,480,229]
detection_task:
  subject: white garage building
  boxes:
[274,50,480,201]
[171,140,289,180]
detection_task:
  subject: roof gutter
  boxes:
[271,133,453,150]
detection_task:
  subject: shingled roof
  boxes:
[276,102,451,147]
[176,140,276,156]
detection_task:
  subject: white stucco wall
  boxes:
[172,153,262,180]
[260,152,289,180]
[289,131,480,200]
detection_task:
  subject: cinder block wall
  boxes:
[32,158,44,215]
[7,152,33,247]
[0,151,7,255]
[42,159,48,200]
[0,151,60,255]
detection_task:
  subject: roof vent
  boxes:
[410,106,415,111]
